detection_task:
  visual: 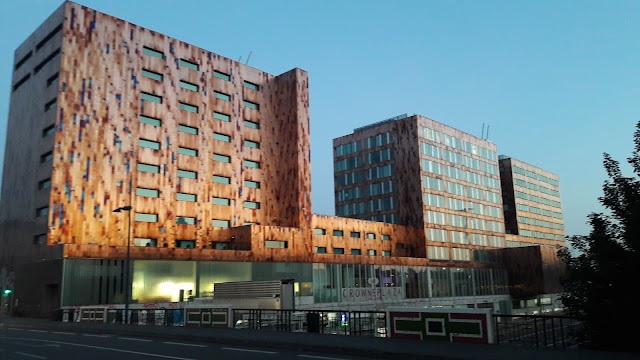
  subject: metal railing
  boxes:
[494,314,583,349]
[107,309,185,326]
[232,309,387,337]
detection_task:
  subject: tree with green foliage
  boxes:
[559,121,640,352]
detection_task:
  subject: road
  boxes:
[0,327,369,360]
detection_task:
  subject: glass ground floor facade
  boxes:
[61,259,509,307]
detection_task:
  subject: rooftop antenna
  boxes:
[245,51,253,65]
[481,123,485,139]
[486,125,490,140]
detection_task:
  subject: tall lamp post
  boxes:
[113,205,132,324]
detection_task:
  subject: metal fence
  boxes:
[232,309,387,337]
[494,314,583,349]
[107,309,184,326]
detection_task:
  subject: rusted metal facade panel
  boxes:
[499,156,565,247]
[44,3,312,258]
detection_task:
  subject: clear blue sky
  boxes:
[1,0,639,237]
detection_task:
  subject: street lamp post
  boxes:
[113,205,132,324]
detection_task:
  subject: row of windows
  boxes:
[420,143,499,176]
[516,203,563,219]
[13,26,62,91]
[512,165,559,187]
[370,213,397,224]
[420,126,497,162]
[141,114,260,132]
[313,228,392,240]
[335,141,360,157]
[517,216,564,231]
[514,178,560,198]
[137,158,259,177]
[515,191,562,208]
[336,197,396,216]
[423,193,503,219]
[334,148,393,172]
[314,247,392,256]
[140,90,260,112]
[142,46,260,91]
[421,159,500,189]
[426,229,504,247]
[135,213,259,225]
[425,210,505,232]
[519,229,565,241]
[335,165,393,186]
[422,176,502,204]
[139,137,260,152]
[428,246,471,261]
[365,132,392,149]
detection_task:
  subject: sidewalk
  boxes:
[0,316,635,360]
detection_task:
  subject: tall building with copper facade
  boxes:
[1,2,562,317]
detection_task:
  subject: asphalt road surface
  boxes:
[0,327,370,360]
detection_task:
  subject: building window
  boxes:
[40,151,53,163]
[244,120,260,129]
[333,248,345,254]
[136,188,159,197]
[179,59,199,71]
[135,213,158,222]
[176,240,196,249]
[213,133,231,142]
[350,231,361,238]
[382,250,391,257]
[13,74,31,92]
[178,124,198,134]
[214,71,231,81]
[366,233,376,240]
[34,48,61,74]
[212,219,230,228]
[427,246,450,260]
[141,92,162,104]
[213,175,231,184]
[314,247,327,254]
[36,206,49,217]
[244,140,260,149]
[139,138,160,150]
[214,112,231,122]
[381,234,391,241]
[350,249,361,255]
[367,249,377,256]
[178,147,198,156]
[44,98,57,112]
[134,238,157,247]
[38,178,51,190]
[214,91,231,101]
[142,69,163,81]
[34,234,46,245]
[179,102,198,113]
[244,160,260,169]
[244,201,260,209]
[243,100,259,110]
[42,125,55,138]
[46,72,59,87]
[179,80,199,92]
[14,51,32,70]
[212,197,231,206]
[243,80,259,91]
[176,216,196,225]
[177,192,197,202]
[177,169,197,179]
[213,242,230,250]
[265,240,288,249]
[244,180,260,189]
[137,163,160,173]
[333,230,344,237]
[140,115,161,126]
[313,228,326,235]
[143,46,165,59]
[213,154,231,163]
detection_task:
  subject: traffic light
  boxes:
[3,289,12,297]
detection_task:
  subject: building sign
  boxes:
[341,287,405,302]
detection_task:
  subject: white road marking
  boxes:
[14,342,60,348]
[298,356,347,360]
[82,334,109,338]
[4,336,195,360]
[162,342,206,348]
[52,332,73,335]
[118,337,152,342]
[222,347,277,354]
[27,330,46,333]
[15,352,47,359]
